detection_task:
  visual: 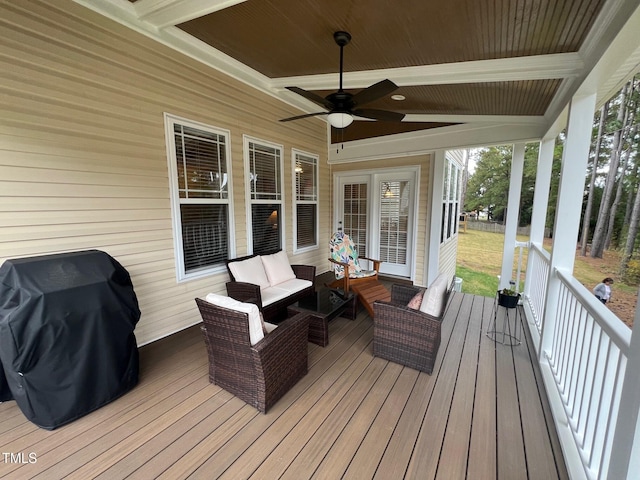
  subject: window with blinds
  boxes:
[165,114,233,281]
[293,150,318,252]
[441,158,460,243]
[245,137,283,255]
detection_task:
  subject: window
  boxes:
[164,114,234,281]
[441,156,460,243]
[293,150,318,252]
[244,136,284,255]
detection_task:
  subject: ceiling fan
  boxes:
[280,31,406,129]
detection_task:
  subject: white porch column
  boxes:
[607,292,640,479]
[529,138,555,245]
[539,92,597,360]
[523,137,555,299]
[499,143,525,290]
[425,150,445,286]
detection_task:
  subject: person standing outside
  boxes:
[593,278,614,304]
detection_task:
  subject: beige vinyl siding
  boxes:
[0,0,328,345]
[330,154,431,286]
[438,235,458,285]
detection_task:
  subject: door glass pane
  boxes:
[379,181,409,265]
[343,183,367,256]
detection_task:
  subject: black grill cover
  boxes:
[0,250,140,429]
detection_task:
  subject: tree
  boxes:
[591,81,630,258]
[464,144,542,227]
[581,102,609,256]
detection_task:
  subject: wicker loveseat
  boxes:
[372,274,454,374]
[195,297,309,413]
[225,250,315,323]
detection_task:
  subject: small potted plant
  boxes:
[498,287,520,308]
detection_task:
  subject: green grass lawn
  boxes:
[454,229,637,327]
[455,229,530,297]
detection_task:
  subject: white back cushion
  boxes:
[420,273,450,316]
[205,293,264,345]
[261,250,296,286]
[228,255,270,289]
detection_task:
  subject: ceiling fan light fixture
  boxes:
[327,112,354,129]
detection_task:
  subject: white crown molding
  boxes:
[74,0,278,97]
[270,54,583,91]
[328,122,544,164]
[134,0,247,28]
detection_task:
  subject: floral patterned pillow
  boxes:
[407,290,425,310]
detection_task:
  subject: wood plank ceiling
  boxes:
[123,0,605,143]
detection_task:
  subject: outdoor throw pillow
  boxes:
[407,290,425,309]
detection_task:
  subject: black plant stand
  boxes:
[487,290,522,346]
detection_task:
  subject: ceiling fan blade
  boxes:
[279,112,327,122]
[285,86,333,110]
[353,108,405,122]
[351,79,399,107]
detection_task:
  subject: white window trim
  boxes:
[441,154,462,245]
[164,113,235,282]
[292,148,319,253]
[243,135,285,254]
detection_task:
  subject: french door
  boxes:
[336,169,416,278]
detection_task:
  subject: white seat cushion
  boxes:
[261,250,296,286]
[260,278,312,307]
[260,286,292,307]
[274,278,313,294]
[228,256,270,289]
[420,273,450,316]
[205,293,264,345]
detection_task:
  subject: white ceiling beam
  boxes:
[327,122,545,164]
[134,0,246,28]
[270,54,583,90]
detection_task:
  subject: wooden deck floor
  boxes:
[0,292,568,479]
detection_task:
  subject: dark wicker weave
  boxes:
[225,253,315,323]
[372,280,454,375]
[196,298,310,413]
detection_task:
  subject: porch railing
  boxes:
[523,242,550,348]
[534,268,631,480]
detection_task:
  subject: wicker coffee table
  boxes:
[288,288,357,347]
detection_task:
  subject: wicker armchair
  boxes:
[195,298,309,413]
[372,282,453,374]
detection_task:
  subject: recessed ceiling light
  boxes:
[391,94,406,101]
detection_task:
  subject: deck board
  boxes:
[467,295,498,478]
[436,294,484,480]
[495,306,528,479]
[0,292,568,480]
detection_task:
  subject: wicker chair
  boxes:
[372,281,453,374]
[195,298,309,413]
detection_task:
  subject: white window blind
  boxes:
[165,114,233,281]
[293,150,318,252]
[245,137,283,255]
